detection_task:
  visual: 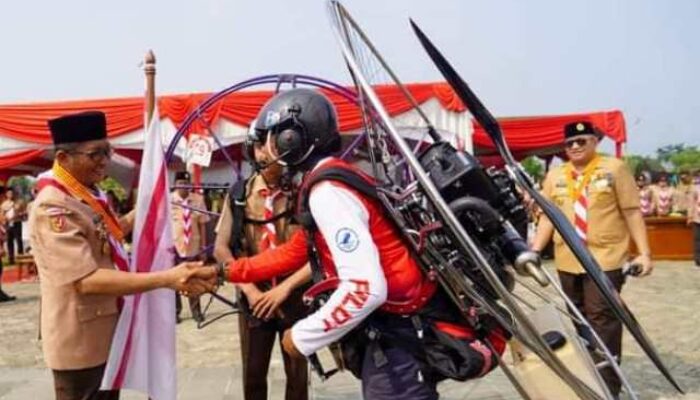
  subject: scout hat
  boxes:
[174,171,191,181]
[564,121,603,140]
[48,111,107,145]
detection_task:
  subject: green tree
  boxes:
[97,177,127,201]
[668,147,700,172]
[520,156,544,183]
[655,143,700,172]
[623,154,664,176]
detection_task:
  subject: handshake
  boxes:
[166,262,220,297]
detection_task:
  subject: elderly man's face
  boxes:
[57,139,112,187]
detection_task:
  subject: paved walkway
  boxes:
[0,261,698,399]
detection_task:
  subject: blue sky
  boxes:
[0,0,697,155]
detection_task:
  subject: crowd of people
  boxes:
[0,97,696,400]
[636,170,700,218]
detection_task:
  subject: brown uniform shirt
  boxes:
[690,186,700,224]
[29,185,119,370]
[541,156,640,274]
[215,174,296,256]
[673,183,693,215]
[171,192,210,257]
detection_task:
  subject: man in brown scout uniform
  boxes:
[214,133,311,400]
[171,170,209,323]
[30,111,216,400]
[531,121,653,398]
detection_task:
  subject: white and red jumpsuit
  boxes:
[227,157,503,399]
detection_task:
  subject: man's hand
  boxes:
[168,262,217,296]
[282,329,303,359]
[252,284,291,320]
[631,254,653,277]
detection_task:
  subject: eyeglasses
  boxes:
[564,138,590,149]
[70,147,114,162]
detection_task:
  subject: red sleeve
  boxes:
[227,229,309,283]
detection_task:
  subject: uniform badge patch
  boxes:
[335,228,360,253]
[49,215,66,232]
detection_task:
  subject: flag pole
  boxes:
[144,50,156,125]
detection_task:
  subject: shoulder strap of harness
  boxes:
[227,178,248,257]
[296,162,379,284]
[227,176,292,257]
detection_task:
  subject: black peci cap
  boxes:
[174,171,191,181]
[48,111,107,145]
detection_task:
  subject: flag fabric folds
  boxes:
[101,108,177,400]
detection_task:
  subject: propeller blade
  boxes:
[410,18,683,394]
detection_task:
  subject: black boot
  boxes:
[0,289,16,302]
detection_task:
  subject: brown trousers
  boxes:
[52,363,119,400]
[238,288,309,400]
[558,269,624,396]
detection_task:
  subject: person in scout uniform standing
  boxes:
[688,170,700,267]
[531,121,653,398]
[213,131,311,400]
[30,111,216,400]
[171,170,209,323]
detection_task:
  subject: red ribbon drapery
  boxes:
[472,110,626,155]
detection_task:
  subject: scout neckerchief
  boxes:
[639,187,654,217]
[52,162,125,242]
[565,155,600,243]
[180,196,192,248]
[656,186,673,216]
[47,163,129,275]
[258,184,283,287]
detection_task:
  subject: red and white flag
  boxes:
[102,108,177,400]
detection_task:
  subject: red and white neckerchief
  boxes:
[565,157,599,244]
[258,187,283,252]
[572,174,589,243]
[180,196,192,248]
[639,187,654,217]
[656,187,673,216]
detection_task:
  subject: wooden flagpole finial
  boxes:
[144,50,157,125]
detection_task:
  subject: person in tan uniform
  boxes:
[687,170,700,267]
[674,170,694,216]
[171,171,209,323]
[30,111,216,400]
[652,172,675,217]
[214,137,311,400]
[1,188,25,265]
[531,121,652,397]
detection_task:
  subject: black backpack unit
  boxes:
[295,162,507,382]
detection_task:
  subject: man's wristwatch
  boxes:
[216,262,228,287]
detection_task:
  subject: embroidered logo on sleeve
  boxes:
[335,228,359,252]
[45,206,71,233]
[49,215,67,232]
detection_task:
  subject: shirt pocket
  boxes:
[552,187,569,207]
[77,301,118,323]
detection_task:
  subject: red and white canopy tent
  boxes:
[0,82,474,183]
[0,81,626,184]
